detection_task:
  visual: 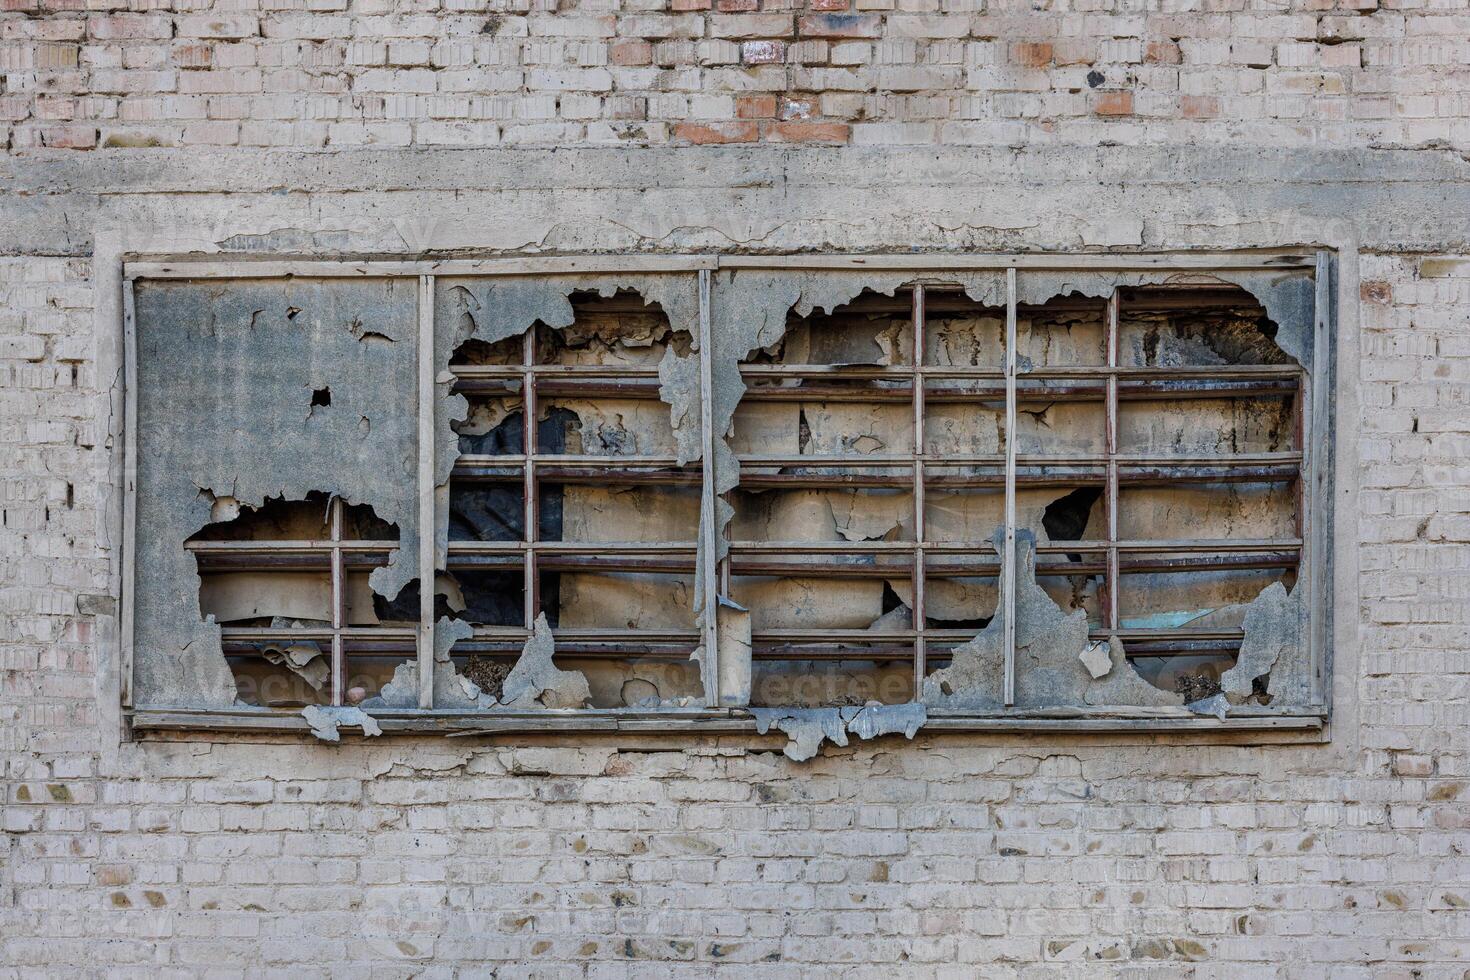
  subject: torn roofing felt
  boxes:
[705,270,1008,587]
[429,275,702,700]
[921,527,1181,712]
[1012,269,1316,370]
[132,279,419,707]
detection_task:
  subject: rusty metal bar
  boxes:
[911,285,927,690]
[1106,289,1120,634]
[737,363,1300,380]
[330,497,345,706]
[521,322,538,634]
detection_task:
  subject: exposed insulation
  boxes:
[133,279,419,707]
[731,576,886,632]
[558,572,696,631]
[560,485,700,543]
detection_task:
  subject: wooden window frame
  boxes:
[122,251,1334,737]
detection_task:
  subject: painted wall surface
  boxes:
[3,1,1470,974]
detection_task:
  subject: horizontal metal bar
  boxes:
[448,541,696,554]
[185,539,399,552]
[219,627,418,640]
[739,364,1302,380]
[468,627,700,641]
[456,379,672,399]
[727,538,1301,555]
[451,364,662,378]
[736,379,1299,404]
[737,452,1301,468]
[728,552,1297,577]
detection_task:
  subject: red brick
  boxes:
[716,0,758,10]
[40,124,95,149]
[172,43,214,69]
[674,120,759,144]
[765,120,849,143]
[1011,42,1053,68]
[810,0,849,9]
[1361,281,1393,305]
[671,0,711,9]
[798,13,881,38]
[1092,91,1133,116]
[1145,40,1181,64]
[1180,95,1217,119]
[610,40,652,66]
[735,94,777,119]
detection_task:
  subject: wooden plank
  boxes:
[716,252,1317,271]
[124,255,720,279]
[417,275,436,710]
[120,278,138,708]
[124,251,1317,282]
[126,707,1325,736]
[1002,268,1017,706]
[1317,251,1340,714]
[697,269,721,705]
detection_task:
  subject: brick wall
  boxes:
[2,0,1468,151]
[3,1,1470,974]
[0,240,1465,973]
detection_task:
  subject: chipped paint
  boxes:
[302,705,384,741]
[751,702,928,762]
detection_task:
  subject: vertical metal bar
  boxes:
[522,313,538,635]
[1308,250,1332,707]
[1002,268,1018,706]
[330,497,345,706]
[697,269,720,705]
[1105,290,1120,634]
[910,285,927,691]
[120,278,137,708]
[417,274,437,709]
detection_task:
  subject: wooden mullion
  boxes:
[697,269,722,705]
[416,274,437,709]
[1002,268,1018,707]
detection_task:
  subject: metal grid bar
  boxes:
[1002,268,1018,706]
[330,498,345,706]
[521,316,538,639]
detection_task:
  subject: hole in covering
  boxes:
[311,387,331,407]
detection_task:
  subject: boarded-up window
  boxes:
[124,255,1332,737]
